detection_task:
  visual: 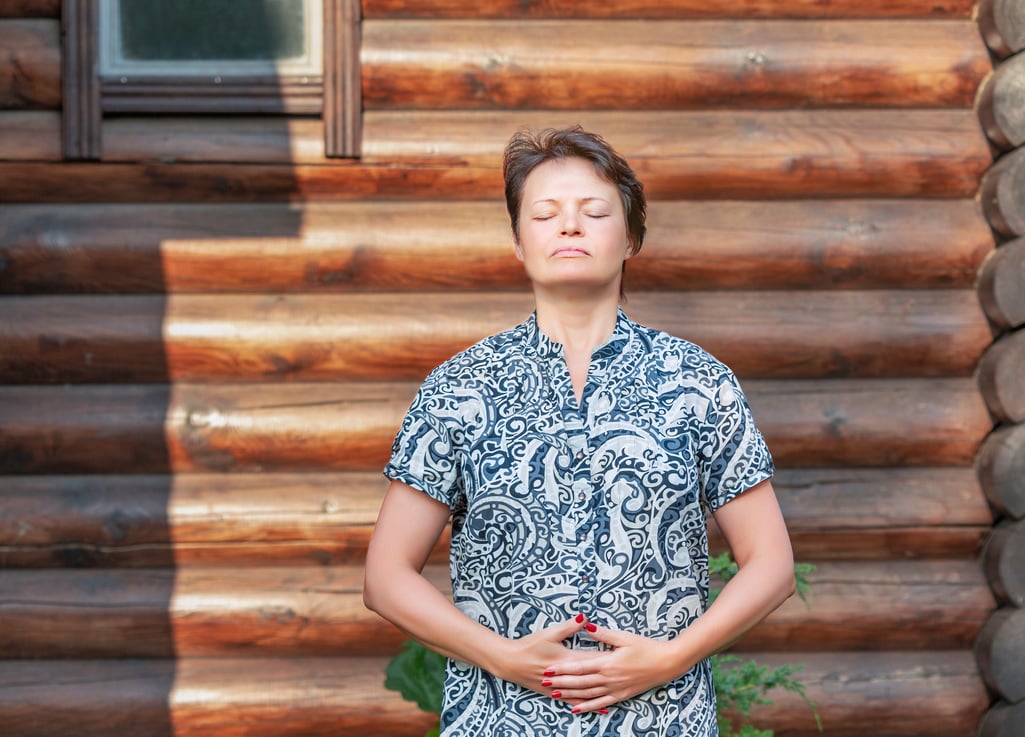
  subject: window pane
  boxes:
[119,0,307,62]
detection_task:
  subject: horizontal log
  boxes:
[0,20,60,109]
[978,52,1025,150]
[0,112,60,160]
[0,657,436,737]
[984,519,1025,607]
[0,379,992,474]
[0,467,991,568]
[978,329,1025,423]
[0,109,991,201]
[979,0,1025,57]
[361,20,987,110]
[0,199,992,294]
[363,0,976,18]
[978,238,1025,330]
[975,607,1025,703]
[0,290,993,383]
[0,560,993,658]
[0,652,987,737]
[979,701,1025,737]
[977,423,1025,519]
[0,0,59,17]
[981,147,1025,238]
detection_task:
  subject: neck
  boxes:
[533,286,621,355]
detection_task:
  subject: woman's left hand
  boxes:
[541,619,686,714]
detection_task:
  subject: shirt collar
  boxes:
[522,307,634,368]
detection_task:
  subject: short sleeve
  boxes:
[383,369,462,508]
[697,367,774,512]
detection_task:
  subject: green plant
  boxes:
[385,556,818,737]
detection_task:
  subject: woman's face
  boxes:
[515,157,632,296]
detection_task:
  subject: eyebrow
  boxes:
[529,196,610,206]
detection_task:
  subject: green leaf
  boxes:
[384,640,446,716]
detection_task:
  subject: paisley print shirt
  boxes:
[384,309,774,737]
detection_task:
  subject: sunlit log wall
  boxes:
[976,2,1025,736]
[0,1,1010,735]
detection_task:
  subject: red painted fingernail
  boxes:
[543,668,556,676]
[599,708,609,715]
[571,707,581,714]
[585,623,597,633]
[541,679,553,687]
[575,612,585,623]
[551,690,562,698]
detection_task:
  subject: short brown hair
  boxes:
[502,126,646,256]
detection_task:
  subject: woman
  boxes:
[363,126,795,736]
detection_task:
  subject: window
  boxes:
[63,0,360,158]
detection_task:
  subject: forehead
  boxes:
[522,157,620,204]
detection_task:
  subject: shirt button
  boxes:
[581,575,591,583]
[575,449,586,460]
[577,491,586,502]
[578,532,587,541]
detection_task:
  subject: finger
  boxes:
[571,696,617,715]
[581,620,627,647]
[542,612,589,643]
[543,652,609,679]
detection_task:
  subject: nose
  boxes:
[560,210,582,236]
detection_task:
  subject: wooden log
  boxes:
[978,52,1025,150]
[0,109,991,201]
[0,657,436,737]
[0,467,990,568]
[979,0,1025,58]
[0,379,992,474]
[0,290,993,383]
[0,651,985,737]
[0,0,59,17]
[978,329,1025,424]
[361,20,988,110]
[103,117,327,164]
[983,519,1025,607]
[981,147,1025,239]
[977,423,1025,520]
[975,607,1025,703]
[0,112,60,160]
[979,701,1025,737]
[0,199,992,294]
[0,20,60,109]
[978,237,1025,331]
[363,0,977,19]
[0,561,993,658]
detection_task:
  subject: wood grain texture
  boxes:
[0,652,988,737]
[0,561,993,657]
[0,379,992,474]
[0,19,59,109]
[363,0,976,18]
[0,0,59,17]
[0,111,60,160]
[0,290,993,383]
[0,467,990,567]
[0,109,990,201]
[361,20,988,110]
[0,200,992,294]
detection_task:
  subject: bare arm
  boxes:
[363,479,589,692]
[544,479,795,712]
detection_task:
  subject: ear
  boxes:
[513,238,525,262]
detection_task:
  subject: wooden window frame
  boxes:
[62,0,361,159]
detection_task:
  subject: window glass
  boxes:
[100,0,322,77]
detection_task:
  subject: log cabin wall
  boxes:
[0,0,1016,735]
[976,2,1025,736]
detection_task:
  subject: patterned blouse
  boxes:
[385,309,774,737]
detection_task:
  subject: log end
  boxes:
[984,520,1025,607]
[975,608,1025,703]
[977,54,1025,151]
[981,148,1025,239]
[978,330,1025,424]
[978,238,1025,331]
[979,701,1025,737]
[979,0,1025,57]
[977,424,1025,519]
